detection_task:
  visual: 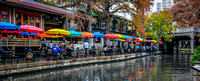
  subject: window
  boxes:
[157,3,161,7]
[36,16,40,27]
[2,11,8,22]
[30,15,34,26]
[16,13,21,26]
[23,14,28,25]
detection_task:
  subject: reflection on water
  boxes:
[2,53,195,81]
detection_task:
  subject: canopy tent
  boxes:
[20,25,45,34]
[92,32,105,38]
[79,32,94,38]
[115,34,124,39]
[46,29,70,36]
[0,22,20,30]
[122,35,130,40]
[105,34,119,39]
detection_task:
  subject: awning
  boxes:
[0,22,20,30]
[105,34,119,39]
[79,32,94,38]
[46,29,70,36]
[92,32,105,38]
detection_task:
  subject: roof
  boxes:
[5,0,71,15]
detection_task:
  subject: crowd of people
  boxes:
[39,40,156,60]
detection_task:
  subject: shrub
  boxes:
[190,46,200,66]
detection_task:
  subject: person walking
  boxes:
[83,41,89,58]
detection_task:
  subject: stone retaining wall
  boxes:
[0,53,155,76]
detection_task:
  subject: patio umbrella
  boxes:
[67,30,83,43]
[92,32,105,38]
[20,25,45,34]
[122,35,130,40]
[38,34,51,38]
[20,25,45,50]
[105,34,119,39]
[115,34,124,39]
[146,40,150,43]
[0,22,20,50]
[129,36,137,40]
[110,39,121,41]
[0,30,21,50]
[28,33,38,49]
[20,31,29,50]
[79,32,94,38]
[46,29,70,45]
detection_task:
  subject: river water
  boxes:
[2,53,197,81]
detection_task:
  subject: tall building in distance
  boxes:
[151,0,174,12]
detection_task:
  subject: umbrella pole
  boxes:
[7,34,8,49]
[29,36,31,50]
[25,35,26,49]
[0,31,2,49]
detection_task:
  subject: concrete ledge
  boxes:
[0,52,157,76]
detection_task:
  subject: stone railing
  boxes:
[173,27,200,33]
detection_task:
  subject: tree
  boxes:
[171,0,200,27]
[190,46,200,66]
[92,0,152,34]
[63,0,94,31]
[145,9,179,42]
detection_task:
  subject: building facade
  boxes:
[151,0,174,12]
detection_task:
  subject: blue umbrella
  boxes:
[146,40,150,42]
[0,22,20,30]
[92,32,105,38]
[129,36,137,40]
[0,22,20,51]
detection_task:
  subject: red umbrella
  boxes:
[135,38,140,40]
[159,42,164,45]
[20,25,45,34]
[1,30,21,34]
[105,34,119,39]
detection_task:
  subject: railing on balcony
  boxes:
[173,27,200,33]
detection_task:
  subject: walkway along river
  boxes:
[2,52,199,81]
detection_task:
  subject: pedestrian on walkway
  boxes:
[83,41,89,58]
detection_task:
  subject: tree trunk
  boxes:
[105,16,111,45]
[87,3,93,47]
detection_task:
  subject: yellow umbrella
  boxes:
[46,29,70,36]
[152,40,157,43]
[119,39,126,42]
[49,35,63,38]
[115,34,124,39]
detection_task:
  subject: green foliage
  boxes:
[145,9,179,42]
[190,46,200,66]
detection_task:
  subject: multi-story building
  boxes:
[151,0,174,12]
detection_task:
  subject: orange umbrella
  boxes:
[79,32,94,38]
